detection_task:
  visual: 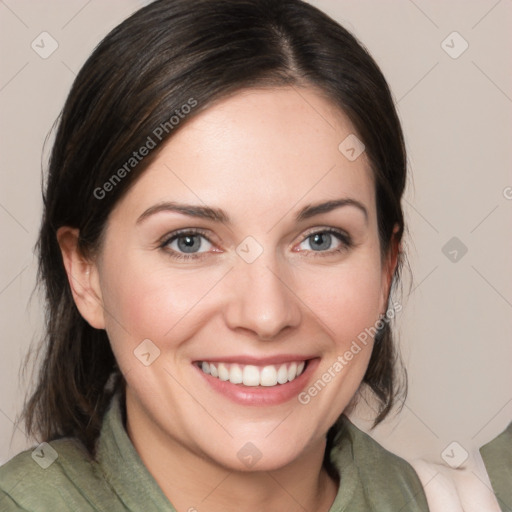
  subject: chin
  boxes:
[198,427,323,474]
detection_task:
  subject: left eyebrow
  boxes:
[295,198,368,224]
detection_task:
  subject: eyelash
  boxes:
[298,228,353,256]
[159,227,353,261]
[159,228,213,261]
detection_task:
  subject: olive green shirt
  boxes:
[480,422,512,512]
[0,395,428,511]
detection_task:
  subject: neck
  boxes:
[125,396,339,512]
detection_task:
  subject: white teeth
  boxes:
[230,363,243,384]
[199,360,307,387]
[243,365,260,386]
[260,365,278,386]
[277,364,288,384]
[218,363,229,381]
[287,362,297,382]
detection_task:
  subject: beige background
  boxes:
[1,0,511,474]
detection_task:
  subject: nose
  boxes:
[222,257,302,340]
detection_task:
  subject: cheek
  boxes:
[99,252,223,355]
[293,258,385,430]
[296,256,384,347]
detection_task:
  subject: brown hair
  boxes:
[24,0,407,463]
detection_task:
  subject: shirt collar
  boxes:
[96,392,359,511]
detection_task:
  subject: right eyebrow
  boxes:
[136,201,230,225]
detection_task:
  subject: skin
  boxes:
[412,453,502,512]
[59,86,398,512]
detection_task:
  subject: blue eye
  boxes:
[160,227,351,261]
[162,230,214,258]
[298,230,351,253]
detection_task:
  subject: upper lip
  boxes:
[194,355,316,366]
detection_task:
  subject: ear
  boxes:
[379,224,401,314]
[57,227,106,329]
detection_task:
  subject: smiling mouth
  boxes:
[196,360,308,387]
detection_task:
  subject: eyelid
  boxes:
[159,227,215,246]
[298,226,352,244]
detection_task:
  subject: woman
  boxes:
[0,0,430,510]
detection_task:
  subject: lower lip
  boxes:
[194,359,320,406]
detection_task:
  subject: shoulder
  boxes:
[480,421,512,470]
[341,418,424,483]
[480,423,512,512]
[334,417,429,511]
[0,438,105,511]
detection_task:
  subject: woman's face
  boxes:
[93,86,395,471]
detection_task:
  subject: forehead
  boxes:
[112,86,375,227]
